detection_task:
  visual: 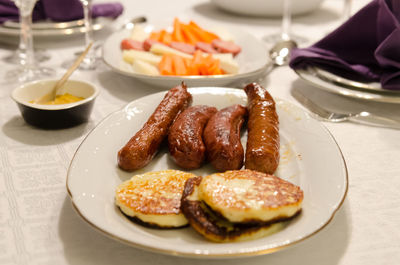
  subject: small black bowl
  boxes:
[12,79,99,129]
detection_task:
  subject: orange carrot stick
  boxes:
[172,18,185,42]
[159,55,174,75]
[181,24,199,45]
[189,21,220,43]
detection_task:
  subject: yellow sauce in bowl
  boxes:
[31,93,85,105]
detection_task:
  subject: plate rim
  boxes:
[0,17,114,37]
[66,87,349,258]
[295,68,400,104]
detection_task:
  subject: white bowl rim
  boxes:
[11,79,100,111]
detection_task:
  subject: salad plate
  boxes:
[102,20,270,88]
[67,87,348,258]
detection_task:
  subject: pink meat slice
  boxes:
[195,42,218,54]
[143,38,159,51]
[170,42,196,54]
[212,39,241,55]
[120,39,145,51]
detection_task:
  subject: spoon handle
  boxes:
[53,42,93,95]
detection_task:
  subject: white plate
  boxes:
[0,17,113,37]
[102,21,269,88]
[210,0,323,17]
[296,67,400,104]
[66,87,348,258]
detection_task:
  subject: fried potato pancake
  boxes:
[116,170,196,228]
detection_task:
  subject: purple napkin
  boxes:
[289,0,400,90]
[0,0,123,23]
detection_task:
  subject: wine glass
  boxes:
[264,0,306,44]
[5,0,54,82]
[342,0,353,21]
[78,0,98,70]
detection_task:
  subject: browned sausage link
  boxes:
[117,83,192,171]
[203,104,247,172]
[168,105,217,169]
[244,82,279,174]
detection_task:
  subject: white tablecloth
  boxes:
[1,0,399,264]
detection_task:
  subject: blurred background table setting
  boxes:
[0,0,399,265]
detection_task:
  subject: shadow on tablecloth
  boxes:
[58,195,350,265]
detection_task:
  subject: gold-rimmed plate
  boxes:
[0,17,114,37]
[296,67,400,103]
[66,87,348,258]
[102,20,269,88]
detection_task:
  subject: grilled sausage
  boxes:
[203,104,247,172]
[168,105,217,169]
[244,83,279,174]
[118,83,192,171]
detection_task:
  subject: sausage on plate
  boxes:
[203,104,247,172]
[244,83,279,174]
[168,105,217,169]
[117,83,192,171]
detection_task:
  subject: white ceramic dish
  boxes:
[295,67,400,103]
[12,79,99,129]
[0,17,113,38]
[210,0,324,17]
[102,21,269,88]
[66,87,348,258]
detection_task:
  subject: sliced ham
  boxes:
[195,42,218,54]
[211,39,241,56]
[170,41,196,55]
[120,39,145,51]
[143,38,159,51]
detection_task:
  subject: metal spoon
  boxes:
[267,39,297,71]
[33,43,93,104]
[235,40,297,87]
[122,16,147,30]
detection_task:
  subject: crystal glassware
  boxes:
[5,0,54,82]
[342,0,353,21]
[78,0,98,70]
[263,0,306,44]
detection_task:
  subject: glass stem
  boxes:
[343,0,352,20]
[19,12,34,68]
[281,0,291,41]
[82,0,95,63]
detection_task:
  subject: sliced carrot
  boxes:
[159,30,172,45]
[158,43,224,76]
[192,50,204,65]
[181,24,200,45]
[189,21,220,43]
[158,55,174,75]
[172,54,188,75]
[149,31,161,41]
[172,18,185,42]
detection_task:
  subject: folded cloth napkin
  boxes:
[0,0,123,23]
[290,0,400,90]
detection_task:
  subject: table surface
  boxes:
[1,0,400,264]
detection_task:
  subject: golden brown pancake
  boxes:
[199,169,303,223]
[116,170,196,228]
[181,170,303,242]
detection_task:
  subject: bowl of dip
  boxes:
[12,79,99,129]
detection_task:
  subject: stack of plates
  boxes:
[296,67,400,103]
[0,17,113,38]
